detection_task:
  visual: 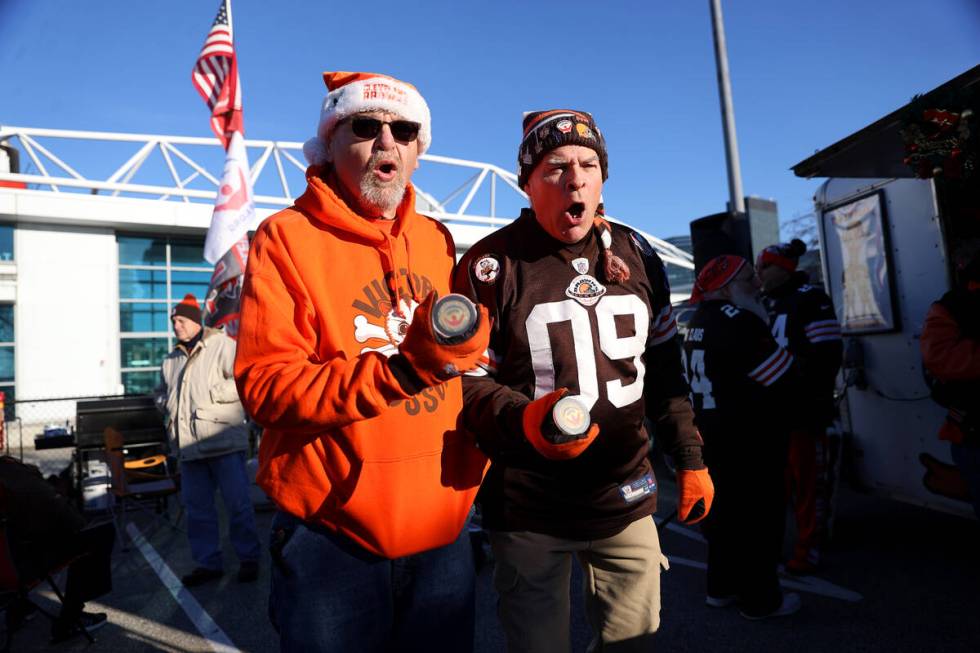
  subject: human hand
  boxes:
[676,467,714,524]
[522,389,600,460]
[396,291,490,387]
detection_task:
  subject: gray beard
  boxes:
[359,159,407,215]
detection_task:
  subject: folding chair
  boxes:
[103,427,180,547]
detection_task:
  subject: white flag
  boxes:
[204,130,256,264]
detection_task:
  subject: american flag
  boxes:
[192,0,243,148]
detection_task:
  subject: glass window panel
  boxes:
[120,303,170,333]
[171,239,209,268]
[0,225,13,262]
[0,347,13,382]
[0,305,12,342]
[122,371,159,396]
[119,269,168,299]
[171,270,210,300]
[118,236,166,266]
[121,338,169,369]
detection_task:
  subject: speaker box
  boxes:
[689,198,780,272]
[690,211,751,272]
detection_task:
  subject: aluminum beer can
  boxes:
[432,294,479,344]
[551,396,590,436]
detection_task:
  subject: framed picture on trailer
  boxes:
[820,191,900,334]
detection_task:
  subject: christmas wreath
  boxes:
[900,87,977,179]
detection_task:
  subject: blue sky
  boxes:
[1,0,978,240]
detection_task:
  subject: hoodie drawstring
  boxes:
[381,232,422,318]
[402,235,422,304]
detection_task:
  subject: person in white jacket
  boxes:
[156,293,260,586]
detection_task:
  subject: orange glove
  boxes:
[398,292,491,388]
[522,389,600,460]
[676,467,714,524]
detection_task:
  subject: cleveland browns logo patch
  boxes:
[565,274,606,306]
[474,255,500,284]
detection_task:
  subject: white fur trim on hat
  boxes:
[305,72,431,165]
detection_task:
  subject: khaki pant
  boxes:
[490,516,668,653]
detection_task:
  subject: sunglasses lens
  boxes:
[349,118,420,142]
[390,121,420,142]
[350,118,382,139]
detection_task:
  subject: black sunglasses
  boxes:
[349,117,421,142]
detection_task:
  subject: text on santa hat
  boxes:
[362,83,408,105]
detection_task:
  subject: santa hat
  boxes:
[691,255,747,304]
[757,238,806,272]
[171,293,202,325]
[303,71,432,166]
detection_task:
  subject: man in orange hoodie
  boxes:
[234,71,490,653]
[921,238,980,520]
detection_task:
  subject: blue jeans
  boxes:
[180,451,261,570]
[268,511,475,653]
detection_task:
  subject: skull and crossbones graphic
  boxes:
[353,298,419,357]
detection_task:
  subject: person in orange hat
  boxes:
[684,256,802,620]
[452,109,713,652]
[756,239,843,575]
[156,293,261,587]
[234,72,489,652]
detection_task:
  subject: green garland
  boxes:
[900,87,977,179]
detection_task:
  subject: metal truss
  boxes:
[0,125,692,269]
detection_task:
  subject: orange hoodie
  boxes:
[235,166,487,558]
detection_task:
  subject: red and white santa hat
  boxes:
[303,71,432,165]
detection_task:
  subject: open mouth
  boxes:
[565,202,586,221]
[374,160,398,181]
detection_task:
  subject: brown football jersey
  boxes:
[453,210,702,540]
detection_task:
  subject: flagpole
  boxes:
[195,0,253,335]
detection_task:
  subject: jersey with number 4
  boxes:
[762,273,842,427]
[453,210,702,540]
[683,299,796,438]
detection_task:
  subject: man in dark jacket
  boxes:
[0,456,114,643]
[757,239,842,574]
[453,109,714,652]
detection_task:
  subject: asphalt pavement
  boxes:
[7,464,979,652]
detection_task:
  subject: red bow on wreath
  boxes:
[900,90,977,180]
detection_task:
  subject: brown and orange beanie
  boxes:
[171,293,202,325]
[517,110,608,189]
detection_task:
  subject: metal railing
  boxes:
[0,125,693,268]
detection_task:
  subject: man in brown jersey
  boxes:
[453,110,715,652]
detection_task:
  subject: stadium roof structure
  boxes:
[0,125,693,269]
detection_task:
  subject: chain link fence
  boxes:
[1,393,144,478]
[1,392,269,511]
